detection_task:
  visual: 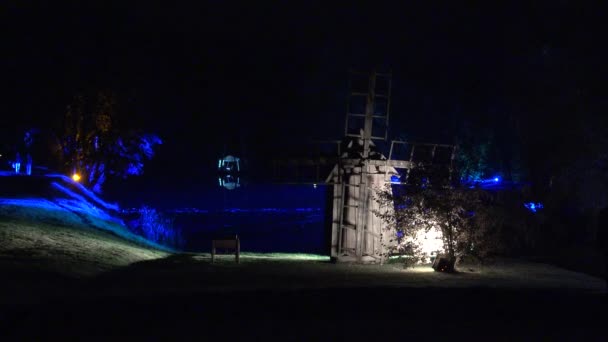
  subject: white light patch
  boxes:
[407,226,444,263]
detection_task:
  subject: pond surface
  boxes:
[170,207,327,254]
[114,182,331,254]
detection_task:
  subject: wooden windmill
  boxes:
[273,70,457,263]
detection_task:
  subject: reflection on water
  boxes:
[218,174,240,190]
[170,207,326,254]
[118,183,330,254]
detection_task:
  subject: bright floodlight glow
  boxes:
[418,226,443,259]
[72,173,81,182]
[405,225,444,263]
[405,265,435,273]
[494,177,499,182]
[192,253,330,262]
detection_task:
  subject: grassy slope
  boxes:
[0,174,170,306]
[0,210,167,278]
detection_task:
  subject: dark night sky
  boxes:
[1,2,604,191]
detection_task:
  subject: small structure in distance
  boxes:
[218,155,241,190]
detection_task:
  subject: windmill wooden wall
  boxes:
[327,161,398,263]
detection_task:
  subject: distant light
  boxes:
[524,202,544,213]
[313,183,317,189]
[466,176,501,188]
[72,173,81,182]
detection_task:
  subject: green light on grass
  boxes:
[194,253,329,262]
[240,253,329,261]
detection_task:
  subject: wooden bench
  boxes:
[211,235,240,263]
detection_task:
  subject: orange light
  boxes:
[72,173,81,182]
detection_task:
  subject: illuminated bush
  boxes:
[405,225,444,263]
[376,184,486,270]
[385,240,423,267]
[131,206,184,248]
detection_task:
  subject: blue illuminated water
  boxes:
[113,182,330,254]
[169,206,327,254]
